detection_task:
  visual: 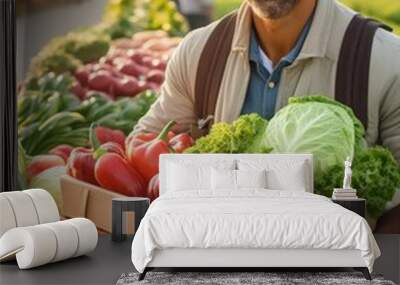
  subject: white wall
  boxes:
[16,0,107,82]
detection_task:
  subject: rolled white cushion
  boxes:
[42,222,79,262]
[0,189,59,239]
[0,218,97,269]
[1,191,39,227]
[65,218,98,257]
[0,196,17,237]
[0,226,57,269]
[24,189,59,224]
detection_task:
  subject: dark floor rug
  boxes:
[116,272,395,285]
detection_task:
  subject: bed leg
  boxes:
[354,267,371,280]
[138,268,148,281]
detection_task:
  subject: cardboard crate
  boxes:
[60,175,130,233]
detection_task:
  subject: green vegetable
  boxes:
[18,89,157,156]
[103,17,140,40]
[265,96,362,173]
[26,72,75,95]
[103,0,136,22]
[29,52,80,78]
[185,113,271,154]
[103,0,188,38]
[134,0,189,36]
[23,112,87,155]
[28,30,109,79]
[316,147,400,218]
[30,166,66,210]
[64,37,110,64]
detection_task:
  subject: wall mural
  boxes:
[16,0,400,233]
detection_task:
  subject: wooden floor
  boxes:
[0,235,398,285]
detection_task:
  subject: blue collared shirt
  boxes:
[241,20,312,119]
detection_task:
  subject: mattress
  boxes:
[131,190,380,273]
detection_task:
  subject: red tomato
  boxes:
[146,70,165,84]
[88,70,114,93]
[70,81,86,100]
[114,77,140,97]
[74,66,89,86]
[117,61,149,78]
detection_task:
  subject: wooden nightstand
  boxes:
[332,198,366,218]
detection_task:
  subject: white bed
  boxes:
[131,154,380,280]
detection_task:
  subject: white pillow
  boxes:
[211,169,267,190]
[237,159,309,192]
[167,161,235,192]
[236,169,267,189]
[211,168,236,190]
[167,163,209,191]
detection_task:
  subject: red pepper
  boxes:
[27,154,65,182]
[67,124,127,185]
[95,126,126,149]
[94,142,125,158]
[126,121,194,182]
[125,131,175,149]
[66,147,98,185]
[95,153,146,197]
[49,144,73,163]
[147,174,160,202]
[125,132,157,149]
[126,121,177,182]
[169,133,194,153]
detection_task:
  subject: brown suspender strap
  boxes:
[192,12,237,138]
[335,14,392,129]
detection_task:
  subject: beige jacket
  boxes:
[135,0,400,161]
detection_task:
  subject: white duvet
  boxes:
[131,190,380,273]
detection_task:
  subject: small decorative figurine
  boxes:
[332,157,357,199]
[342,157,353,190]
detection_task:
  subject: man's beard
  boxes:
[248,0,299,19]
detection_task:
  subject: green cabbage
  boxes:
[265,95,399,219]
[265,96,364,173]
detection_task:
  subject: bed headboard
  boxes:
[159,154,314,195]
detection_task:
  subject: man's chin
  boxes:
[248,0,299,20]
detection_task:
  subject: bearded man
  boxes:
[135,0,400,231]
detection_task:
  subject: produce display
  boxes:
[17,0,187,206]
[73,30,180,100]
[65,121,193,199]
[186,96,400,221]
[18,76,157,157]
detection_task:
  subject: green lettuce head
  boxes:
[265,95,365,173]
